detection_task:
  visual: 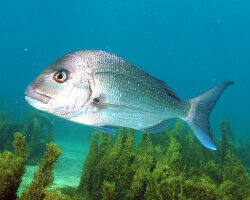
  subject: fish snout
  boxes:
[25,84,51,104]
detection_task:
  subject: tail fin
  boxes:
[185,81,234,150]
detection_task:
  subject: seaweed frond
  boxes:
[0,132,27,200]
[20,142,61,200]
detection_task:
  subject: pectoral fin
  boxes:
[92,96,154,113]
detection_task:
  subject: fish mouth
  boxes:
[25,85,51,104]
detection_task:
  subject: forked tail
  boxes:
[184,81,234,150]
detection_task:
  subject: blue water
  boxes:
[0,0,250,143]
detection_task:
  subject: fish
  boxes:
[25,50,234,150]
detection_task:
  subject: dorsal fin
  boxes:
[151,76,180,101]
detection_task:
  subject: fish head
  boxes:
[25,53,92,119]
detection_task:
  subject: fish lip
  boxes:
[25,86,51,104]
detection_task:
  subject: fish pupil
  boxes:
[54,71,67,83]
[57,74,63,79]
[93,97,100,103]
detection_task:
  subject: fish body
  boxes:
[25,50,233,150]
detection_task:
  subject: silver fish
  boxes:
[25,50,233,150]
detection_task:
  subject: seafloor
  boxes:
[19,138,89,191]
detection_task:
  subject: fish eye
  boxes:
[54,71,67,83]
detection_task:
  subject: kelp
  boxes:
[73,120,250,200]
[0,110,54,165]
[0,133,26,200]
[20,142,61,200]
[23,111,54,165]
[0,132,63,200]
[0,111,23,152]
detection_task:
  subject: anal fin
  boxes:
[93,125,120,135]
[142,119,174,133]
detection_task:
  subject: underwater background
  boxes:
[0,0,250,199]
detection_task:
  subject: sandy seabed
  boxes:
[19,139,89,193]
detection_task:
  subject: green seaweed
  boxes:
[20,142,61,200]
[58,186,81,200]
[78,132,99,196]
[23,111,54,165]
[128,132,153,199]
[74,120,250,200]
[238,141,250,173]
[102,181,116,200]
[219,120,237,161]
[221,150,250,199]
[0,131,65,200]
[0,110,54,165]
[44,189,70,200]
[0,132,26,200]
[0,110,24,152]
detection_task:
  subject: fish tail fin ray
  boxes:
[184,81,234,150]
